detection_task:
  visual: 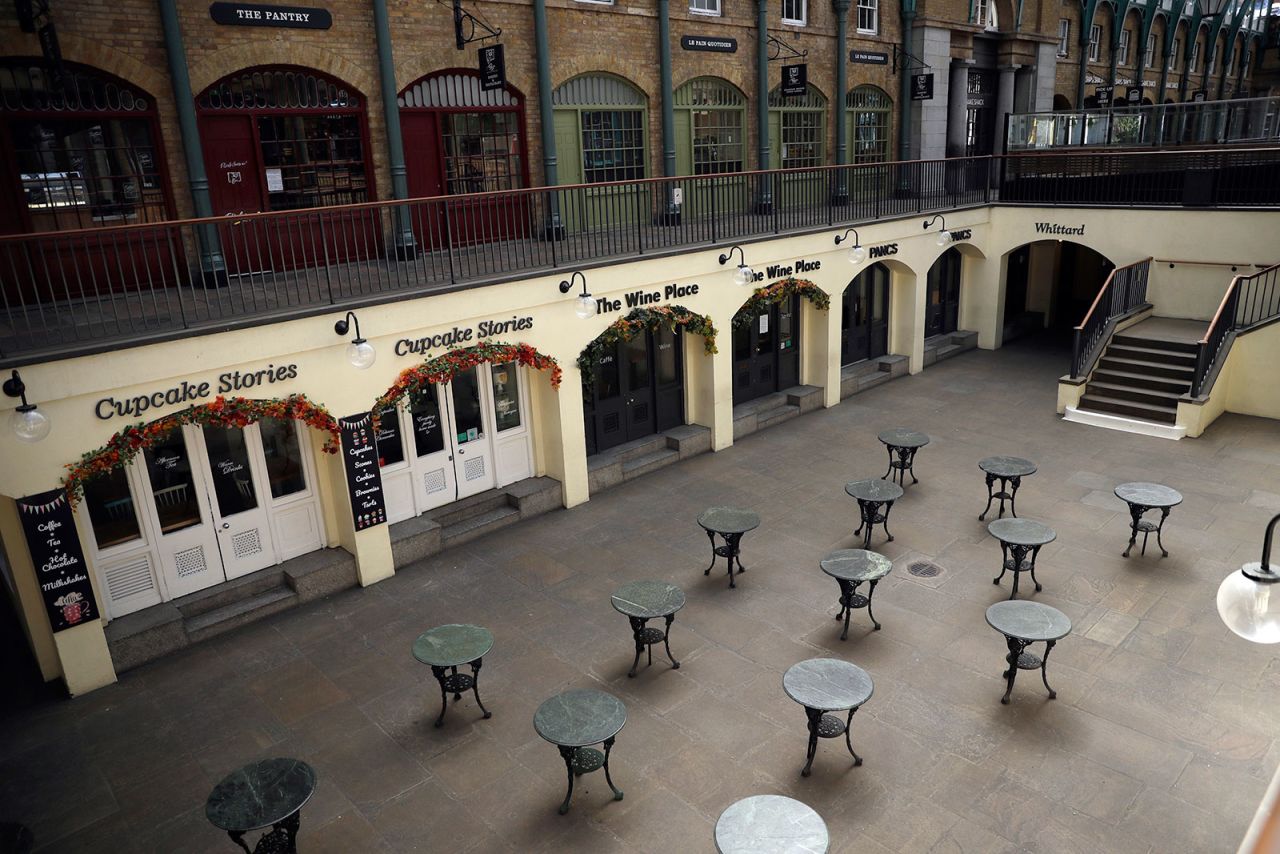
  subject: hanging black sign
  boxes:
[1095,85,1113,106]
[850,50,888,65]
[209,2,333,28]
[1191,89,1208,102]
[911,73,933,101]
[340,413,387,531]
[479,44,506,91]
[18,489,98,633]
[1126,86,1141,105]
[781,64,808,97]
[681,35,737,52]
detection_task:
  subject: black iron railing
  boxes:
[1192,263,1280,396]
[1071,257,1153,379]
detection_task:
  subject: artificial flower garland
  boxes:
[62,394,341,503]
[373,341,561,425]
[576,305,718,379]
[732,277,830,330]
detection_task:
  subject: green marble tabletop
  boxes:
[205,758,316,833]
[413,624,494,668]
[534,688,627,748]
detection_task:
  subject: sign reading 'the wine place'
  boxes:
[18,489,98,632]
[340,413,387,531]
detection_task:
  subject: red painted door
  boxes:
[401,112,448,249]
[201,115,270,276]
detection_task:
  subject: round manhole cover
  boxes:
[908,561,942,578]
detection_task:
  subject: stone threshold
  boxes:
[587,424,712,495]
[924,330,979,366]
[732,385,823,441]
[840,354,909,400]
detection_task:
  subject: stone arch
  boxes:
[997,239,1118,342]
[187,45,375,101]
[0,34,168,105]
[552,71,648,107]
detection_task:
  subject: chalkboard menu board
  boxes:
[18,489,98,632]
[340,413,387,531]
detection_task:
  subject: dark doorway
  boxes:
[965,70,998,157]
[733,295,801,404]
[841,263,890,365]
[0,568,57,714]
[584,326,684,456]
[1002,240,1116,347]
[926,248,963,337]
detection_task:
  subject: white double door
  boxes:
[380,363,533,523]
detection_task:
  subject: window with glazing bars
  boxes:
[857,0,878,33]
[782,0,806,24]
[849,87,891,164]
[781,111,822,168]
[1169,39,1179,70]
[441,112,524,194]
[256,114,368,210]
[1145,34,1156,68]
[692,109,743,173]
[690,0,720,14]
[1058,20,1070,56]
[1089,25,1101,62]
[1190,41,1200,72]
[1118,30,1131,66]
[973,0,990,27]
[580,110,645,182]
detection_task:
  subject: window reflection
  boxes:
[451,368,484,444]
[202,426,259,517]
[260,419,306,499]
[83,467,141,550]
[144,432,201,534]
[491,362,522,433]
[375,406,406,467]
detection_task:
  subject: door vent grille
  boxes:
[631,402,650,423]
[105,555,155,600]
[603,412,620,433]
[174,546,208,578]
[463,456,486,481]
[232,529,264,559]
[423,468,447,494]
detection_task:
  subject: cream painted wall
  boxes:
[1147,263,1240,321]
[1025,242,1062,327]
[1226,323,1280,421]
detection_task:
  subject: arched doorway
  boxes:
[1053,94,1072,111]
[768,82,827,209]
[841,263,890,365]
[925,247,963,337]
[673,76,746,220]
[582,325,685,456]
[1002,240,1116,345]
[733,292,801,403]
[398,69,530,247]
[551,73,648,228]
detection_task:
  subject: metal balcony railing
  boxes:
[1005,96,1280,153]
[1,146,1279,367]
[1071,257,1153,379]
[1192,262,1280,396]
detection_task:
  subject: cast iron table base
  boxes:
[802,707,861,777]
[997,637,1058,705]
[883,445,920,487]
[834,580,881,638]
[705,530,747,588]
[626,616,678,677]
[994,542,1044,600]
[1123,505,1172,558]
[1115,483,1183,558]
[429,662,490,728]
[853,499,895,549]
[557,740,624,815]
[977,456,1038,521]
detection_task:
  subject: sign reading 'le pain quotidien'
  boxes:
[339,413,386,532]
[18,489,98,633]
[209,2,333,28]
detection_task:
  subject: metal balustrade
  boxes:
[1071,257,1153,380]
[1192,263,1280,397]
[1,147,1278,367]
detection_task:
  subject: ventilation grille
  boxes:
[602,412,620,434]
[463,456,486,481]
[232,529,263,559]
[908,561,942,578]
[631,402,650,424]
[174,546,208,578]
[423,468,447,495]
[104,555,155,601]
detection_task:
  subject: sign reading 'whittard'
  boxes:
[1034,222,1086,235]
[18,490,98,633]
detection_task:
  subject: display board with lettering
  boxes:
[340,413,387,531]
[781,64,808,98]
[18,489,98,633]
[479,44,506,91]
[911,74,934,101]
[209,2,333,28]
[681,35,737,52]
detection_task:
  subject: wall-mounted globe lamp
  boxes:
[923,214,952,248]
[3,370,50,442]
[559,271,597,319]
[834,228,866,265]
[334,311,376,369]
[718,245,755,286]
[1217,513,1280,644]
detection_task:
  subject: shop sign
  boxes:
[781,64,808,98]
[94,364,299,420]
[911,74,933,101]
[18,489,98,633]
[1126,87,1141,105]
[948,229,973,242]
[681,35,737,52]
[1192,89,1208,103]
[479,44,506,91]
[761,258,821,281]
[1034,222,1086,236]
[868,243,898,259]
[209,1,333,28]
[1095,85,1113,107]
[394,315,534,357]
[850,50,888,65]
[339,413,386,531]
[593,283,700,315]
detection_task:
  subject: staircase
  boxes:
[1078,331,1198,424]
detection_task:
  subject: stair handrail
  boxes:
[1071,257,1153,379]
[1191,262,1280,396]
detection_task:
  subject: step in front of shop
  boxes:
[924,330,979,366]
[587,425,712,494]
[840,355,909,400]
[733,385,823,441]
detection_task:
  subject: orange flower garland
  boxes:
[62,394,341,504]
[732,277,830,330]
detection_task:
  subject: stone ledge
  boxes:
[587,425,712,495]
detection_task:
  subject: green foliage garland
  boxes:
[732,277,830,330]
[576,305,718,380]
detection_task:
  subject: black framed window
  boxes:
[441,111,524,194]
[581,110,645,182]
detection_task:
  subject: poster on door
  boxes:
[18,489,98,632]
[340,413,387,531]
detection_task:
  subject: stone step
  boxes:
[173,567,286,619]
[184,586,298,644]
[441,505,522,549]
[1097,355,1196,380]
[427,489,510,528]
[935,343,964,361]
[621,447,681,479]
[1085,381,1184,408]
[1091,368,1191,394]
[1106,344,1197,367]
[1078,393,1178,424]
[1112,333,1199,354]
[756,403,801,431]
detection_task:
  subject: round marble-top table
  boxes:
[698,506,762,589]
[845,479,903,549]
[715,795,830,854]
[413,624,494,727]
[878,428,930,487]
[820,549,893,638]
[1114,482,1183,558]
[988,518,1056,600]
[985,600,1072,705]
[534,689,627,814]
[978,456,1037,521]
[611,580,686,677]
[205,758,316,853]
[783,658,874,777]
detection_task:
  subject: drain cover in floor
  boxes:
[907,561,942,578]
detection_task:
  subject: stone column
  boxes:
[996,65,1021,156]
[947,60,973,156]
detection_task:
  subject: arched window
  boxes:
[847,85,892,164]
[673,77,745,175]
[552,74,646,184]
[768,83,827,169]
[0,60,170,233]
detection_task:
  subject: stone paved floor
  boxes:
[4,340,1279,853]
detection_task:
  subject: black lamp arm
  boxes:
[559,271,588,295]
[834,228,860,246]
[334,311,365,343]
[3,370,35,412]
[922,214,947,231]
[718,244,746,267]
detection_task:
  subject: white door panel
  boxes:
[271,502,322,561]
[196,423,276,580]
[141,426,225,599]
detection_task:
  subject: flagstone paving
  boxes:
[3,340,1278,853]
